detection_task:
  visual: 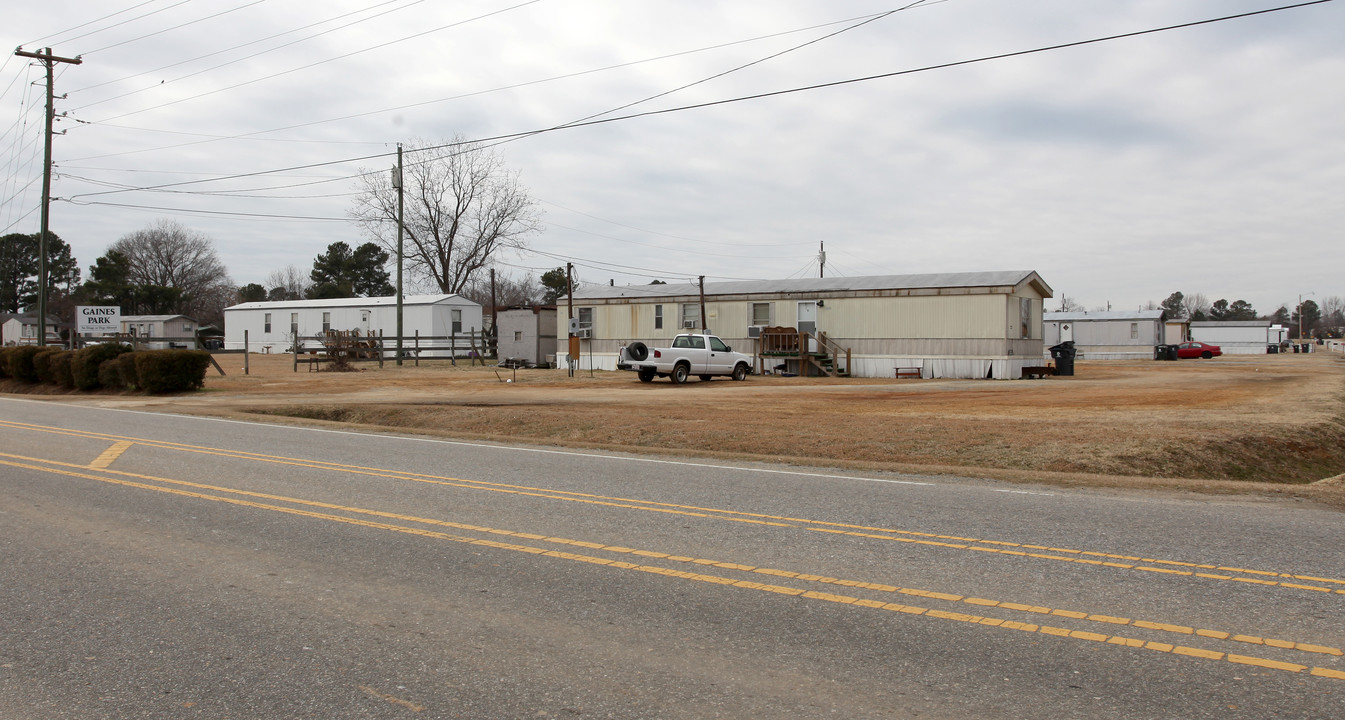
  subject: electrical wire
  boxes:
[27,0,196,49]
[35,0,1334,264]
[81,0,272,56]
[70,0,427,101]
[62,9,910,160]
[85,0,546,123]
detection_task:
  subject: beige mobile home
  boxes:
[566,271,1053,379]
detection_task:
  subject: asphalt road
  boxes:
[1,396,1342,719]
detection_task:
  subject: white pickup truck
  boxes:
[617,333,753,383]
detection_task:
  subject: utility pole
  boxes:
[15,47,81,347]
[489,267,497,358]
[565,263,575,377]
[698,275,707,332]
[392,144,404,365]
[1298,292,1314,340]
[818,241,826,278]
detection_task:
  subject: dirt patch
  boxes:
[16,351,1345,506]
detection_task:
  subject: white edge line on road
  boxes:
[1,399,1055,493]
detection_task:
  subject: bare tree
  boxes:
[264,265,311,300]
[1180,292,1209,319]
[1055,294,1084,312]
[1320,295,1344,330]
[460,271,541,309]
[349,136,542,295]
[107,219,234,325]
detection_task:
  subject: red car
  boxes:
[1177,341,1222,359]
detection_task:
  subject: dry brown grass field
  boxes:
[28,348,1343,508]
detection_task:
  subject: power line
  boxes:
[29,0,195,48]
[68,199,350,221]
[85,0,546,123]
[70,0,428,100]
[56,2,1334,217]
[82,0,272,56]
[23,0,171,47]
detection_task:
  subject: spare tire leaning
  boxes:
[627,341,649,361]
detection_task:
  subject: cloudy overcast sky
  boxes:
[3,0,1341,314]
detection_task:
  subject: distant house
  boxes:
[565,270,1054,379]
[223,294,483,356]
[1189,320,1277,354]
[1043,310,1166,360]
[1,312,62,346]
[119,314,198,349]
[496,306,558,366]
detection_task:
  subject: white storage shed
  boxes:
[496,306,558,366]
[223,294,482,356]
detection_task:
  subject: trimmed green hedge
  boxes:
[133,350,212,393]
[50,350,75,389]
[4,346,210,394]
[7,345,46,383]
[72,343,134,390]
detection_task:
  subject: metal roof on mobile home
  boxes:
[225,294,476,311]
[573,271,1051,301]
[1045,310,1165,322]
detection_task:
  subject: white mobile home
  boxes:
[1043,310,1166,360]
[1,312,61,346]
[223,294,482,356]
[1188,320,1274,355]
[119,314,198,349]
[566,271,1053,379]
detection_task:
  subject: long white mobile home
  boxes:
[1188,320,1275,354]
[565,271,1053,379]
[1043,310,1166,360]
[223,294,482,355]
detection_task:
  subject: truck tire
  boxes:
[638,370,655,382]
[627,342,649,362]
[698,375,713,382]
[670,363,689,384]
[732,363,749,381]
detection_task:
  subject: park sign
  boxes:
[77,306,121,334]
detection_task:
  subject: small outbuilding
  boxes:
[496,305,558,366]
[1188,320,1276,354]
[1043,310,1166,360]
[565,270,1053,379]
[223,294,483,356]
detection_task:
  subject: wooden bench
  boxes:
[1021,365,1055,379]
[895,367,922,379]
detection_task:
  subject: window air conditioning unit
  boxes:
[747,325,763,338]
[575,328,592,339]
[682,320,697,329]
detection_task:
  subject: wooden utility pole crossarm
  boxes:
[14,47,82,347]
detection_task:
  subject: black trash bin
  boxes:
[1267,343,1278,354]
[1164,344,1179,361]
[1049,341,1076,376]
[1154,345,1166,361]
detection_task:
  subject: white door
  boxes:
[797,301,817,335]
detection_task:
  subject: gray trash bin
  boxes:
[1049,341,1076,376]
